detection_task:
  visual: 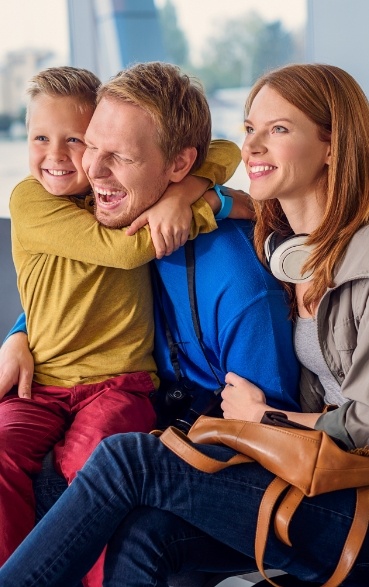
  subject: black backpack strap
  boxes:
[152,242,223,389]
[184,241,223,389]
[151,263,182,382]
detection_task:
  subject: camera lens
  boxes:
[171,389,186,400]
[164,385,192,411]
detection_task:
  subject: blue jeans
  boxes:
[1,432,369,586]
[33,455,250,587]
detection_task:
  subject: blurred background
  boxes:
[0,0,367,341]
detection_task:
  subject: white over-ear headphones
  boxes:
[264,232,315,284]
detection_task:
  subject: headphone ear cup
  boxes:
[264,232,275,264]
[264,232,287,265]
[266,233,315,284]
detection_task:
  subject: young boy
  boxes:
[1,66,241,586]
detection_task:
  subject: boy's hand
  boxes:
[203,186,254,220]
[223,186,255,220]
[125,200,192,259]
[125,176,210,258]
[0,333,34,400]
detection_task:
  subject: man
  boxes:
[0,61,299,586]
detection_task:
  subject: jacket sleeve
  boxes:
[192,139,241,187]
[10,177,216,270]
[315,284,369,449]
[315,403,356,449]
[315,306,369,449]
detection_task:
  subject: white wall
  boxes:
[307,0,369,96]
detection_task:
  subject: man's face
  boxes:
[82,97,173,228]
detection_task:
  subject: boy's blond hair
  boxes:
[26,66,101,125]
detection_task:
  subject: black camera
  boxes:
[156,377,224,433]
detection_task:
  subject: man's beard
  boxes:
[94,204,132,229]
[94,178,170,229]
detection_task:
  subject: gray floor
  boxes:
[216,578,255,586]
[215,570,286,586]
[0,217,22,341]
[171,571,285,586]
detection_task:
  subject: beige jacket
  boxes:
[300,225,369,448]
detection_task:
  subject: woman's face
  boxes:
[241,85,331,208]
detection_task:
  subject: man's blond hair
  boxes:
[26,66,101,125]
[98,62,211,171]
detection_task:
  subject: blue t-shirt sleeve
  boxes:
[3,313,27,344]
[219,290,300,411]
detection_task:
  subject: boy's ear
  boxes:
[169,147,198,183]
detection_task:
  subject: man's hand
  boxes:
[0,332,34,400]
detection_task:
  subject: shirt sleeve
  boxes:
[3,312,27,342]
[191,222,301,410]
[219,290,301,412]
[10,177,217,270]
[192,139,241,187]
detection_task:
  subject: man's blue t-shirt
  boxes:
[153,219,299,411]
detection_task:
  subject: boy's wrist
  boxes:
[213,184,233,220]
[203,188,221,215]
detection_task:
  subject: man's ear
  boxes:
[169,147,198,183]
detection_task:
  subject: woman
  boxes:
[223,63,369,451]
[1,63,369,586]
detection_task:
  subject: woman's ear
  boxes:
[325,143,331,166]
[169,147,198,183]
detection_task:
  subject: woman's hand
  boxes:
[222,372,322,429]
[221,372,269,421]
[0,333,34,400]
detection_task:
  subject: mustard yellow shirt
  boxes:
[10,140,241,387]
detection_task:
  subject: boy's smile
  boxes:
[27,94,93,196]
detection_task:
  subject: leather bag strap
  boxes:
[255,485,369,587]
[254,477,290,587]
[274,486,305,546]
[321,486,369,587]
[159,425,252,473]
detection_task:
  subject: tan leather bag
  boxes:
[157,413,369,587]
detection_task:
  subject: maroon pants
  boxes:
[0,371,156,585]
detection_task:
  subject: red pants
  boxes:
[0,371,156,586]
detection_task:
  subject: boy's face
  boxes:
[28,94,93,196]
